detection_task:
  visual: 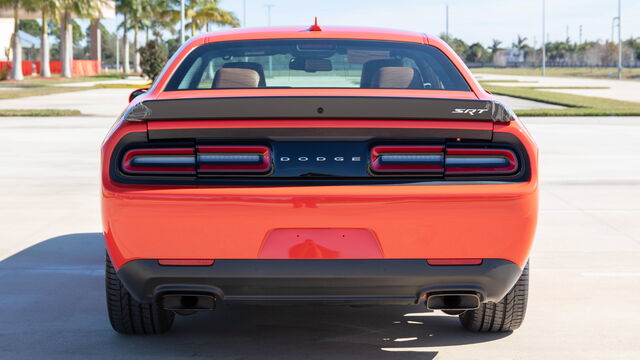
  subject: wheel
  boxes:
[459,261,529,332]
[105,253,175,334]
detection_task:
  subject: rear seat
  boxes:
[371,66,423,89]
[223,62,266,87]
[212,68,260,88]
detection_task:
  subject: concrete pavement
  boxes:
[1,111,640,358]
[0,88,132,117]
[53,76,149,88]
[0,87,562,118]
[475,73,640,103]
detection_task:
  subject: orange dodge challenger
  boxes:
[102,23,538,334]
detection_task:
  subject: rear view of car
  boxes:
[102,25,538,334]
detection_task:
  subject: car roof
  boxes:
[204,26,428,44]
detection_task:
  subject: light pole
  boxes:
[579,24,582,45]
[180,0,185,43]
[541,0,546,76]
[445,5,449,41]
[243,0,247,27]
[265,4,274,26]
[617,0,622,80]
[611,16,618,43]
[116,34,120,73]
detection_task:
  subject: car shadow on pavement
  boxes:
[0,233,510,359]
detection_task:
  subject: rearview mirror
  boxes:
[289,58,333,72]
[129,88,149,102]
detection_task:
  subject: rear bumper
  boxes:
[117,259,522,305]
[103,181,538,269]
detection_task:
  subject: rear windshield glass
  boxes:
[165,39,470,91]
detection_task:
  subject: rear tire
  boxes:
[459,261,529,332]
[105,253,174,334]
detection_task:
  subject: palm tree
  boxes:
[489,39,502,55]
[188,1,239,34]
[31,0,60,77]
[116,0,131,73]
[512,35,528,51]
[0,0,27,80]
[59,0,102,77]
[120,0,147,73]
[145,0,175,40]
[168,0,239,38]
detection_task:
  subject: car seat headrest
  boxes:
[212,68,260,88]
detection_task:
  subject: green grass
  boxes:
[0,73,130,86]
[0,86,89,100]
[0,73,144,100]
[484,84,640,116]
[89,72,129,79]
[92,83,150,89]
[472,67,640,80]
[0,109,81,116]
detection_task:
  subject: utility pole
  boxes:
[579,24,582,45]
[617,0,622,80]
[445,5,449,41]
[243,0,247,27]
[265,4,274,26]
[116,34,120,73]
[180,0,185,43]
[542,0,546,76]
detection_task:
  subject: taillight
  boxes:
[197,145,271,174]
[370,145,444,174]
[445,148,518,175]
[122,148,196,175]
[369,145,518,177]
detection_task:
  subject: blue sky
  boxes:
[97,0,640,48]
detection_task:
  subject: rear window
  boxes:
[165,39,470,91]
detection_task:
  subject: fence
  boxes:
[0,60,101,77]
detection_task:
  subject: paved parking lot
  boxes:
[475,73,640,103]
[1,103,639,358]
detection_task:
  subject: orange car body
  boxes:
[101,26,538,306]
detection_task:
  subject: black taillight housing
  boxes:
[122,148,196,175]
[444,148,518,175]
[370,145,518,177]
[370,145,444,174]
[121,145,272,176]
[197,145,271,174]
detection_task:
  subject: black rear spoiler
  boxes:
[123,96,516,123]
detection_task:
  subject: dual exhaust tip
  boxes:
[426,293,480,311]
[161,294,216,311]
[160,292,480,312]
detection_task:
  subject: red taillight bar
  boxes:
[370,145,444,174]
[197,145,271,174]
[122,148,196,175]
[369,146,518,177]
[445,148,518,175]
[427,258,483,266]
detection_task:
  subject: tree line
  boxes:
[442,33,640,67]
[1,0,238,80]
